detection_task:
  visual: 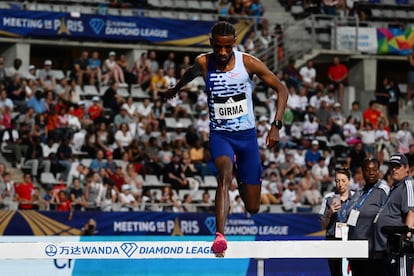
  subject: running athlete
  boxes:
[165,21,288,257]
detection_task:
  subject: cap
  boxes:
[44,60,52,66]
[106,151,113,157]
[109,51,116,56]
[176,122,184,128]
[312,140,319,146]
[334,102,341,108]
[388,153,408,166]
[78,101,85,106]
[200,110,208,116]
[122,184,131,191]
[259,115,268,122]
[92,96,100,102]
[28,65,35,70]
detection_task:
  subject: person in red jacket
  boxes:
[327,56,348,106]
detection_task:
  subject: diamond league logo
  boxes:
[89,18,105,35]
[204,217,216,235]
[120,242,138,257]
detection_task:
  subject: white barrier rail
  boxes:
[0,240,368,259]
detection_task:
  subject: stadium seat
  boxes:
[40,172,63,186]
[201,176,218,188]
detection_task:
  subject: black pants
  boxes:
[349,258,387,276]
[328,258,343,276]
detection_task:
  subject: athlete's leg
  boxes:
[244,184,261,213]
[214,155,233,234]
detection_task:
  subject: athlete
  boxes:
[165,21,288,257]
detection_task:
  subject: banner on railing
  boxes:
[336,26,378,53]
[0,210,322,236]
[0,9,253,46]
[336,26,414,55]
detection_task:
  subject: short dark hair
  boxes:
[362,157,379,169]
[211,21,235,37]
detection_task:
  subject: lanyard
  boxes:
[355,186,375,210]
[337,199,350,223]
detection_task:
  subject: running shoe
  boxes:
[211,232,227,257]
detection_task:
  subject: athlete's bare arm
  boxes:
[242,53,288,148]
[164,54,207,99]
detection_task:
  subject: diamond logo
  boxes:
[204,217,216,235]
[120,242,138,258]
[89,18,105,35]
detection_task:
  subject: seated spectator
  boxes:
[148,68,167,101]
[299,169,321,206]
[37,60,56,92]
[160,185,182,212]
[358,122,376,157]
[14,173,34,210]
[113,123,133,159]
[117,53,135,85]
[327,56,348,106]
[2,120,28,168]
[0,172,17,210]
[25,136,51,183]
[396,121,413,154]
[88,96,104,123]
[72,51,93,86]
[102,82,125,115]
[51,190,73,217]
[299,59,323,92]
[133,52,152,89]
[102,51,127,86]
[88,51,102,86]
[89,149,107,173]
[56,137,73,182]
[197,190,214,213]
[182,193,196,212]
[231,195,246,213]
[96,178,118,211]
[69,177,86,211]
[281,182,301,212]
[216,0,231,20]
[83,172,102,210]
[283,58,302,90]
[347,141,367,174]
[7,73,26,112]
[311,156,333,194]
[163,153,189,193]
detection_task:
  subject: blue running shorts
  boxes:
[209,128,262,185]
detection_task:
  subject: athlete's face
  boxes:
[210,34,236,66]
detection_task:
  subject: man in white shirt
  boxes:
[299,60,323,91]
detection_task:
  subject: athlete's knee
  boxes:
[245,202,260,214]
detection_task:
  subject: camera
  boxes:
[387,234,414,255]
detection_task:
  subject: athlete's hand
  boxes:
[266,127,280,149]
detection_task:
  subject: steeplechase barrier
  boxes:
[0,240,368,276]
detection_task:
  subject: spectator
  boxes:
[347,100,363,130]
[103,51,127,86]
[347,141,367,174]
[386,79,400,132]
[27,89,48,115]
[281,182,301,212]
[163,153,189,193]
[231,195,246,213]
[299,59,323,92]
[88,50,102,86]
[69,177,86,211]
[83,172,102,210]
[0,172,17,210]
[14,173,34,210]
[97,179,117,211]
[182,193,196,212]
[117,53,134,85]
[0,85,14,112]
[56,137,73,182]
[7,73,26,112]
[163,51,176,72]
[396,121,413,154]
[1,120,28,168]
[375,77,390,117]
[113,123,133,159]
[197,190,214,212]
[148,68,167,101]
[72,50,92,86]
[216,0,231,20]
[102,82,125,115]
[327,56,348,106]
[311,156,334,194]
[0,56,6,83]
[299,169,321,205]
[38,60,56,92]
[133,52,152,89]
[283,58,302,90]
[25,136,51,183]
[88,96,104,123]
[322,0,338,15]
[363,100,385,129]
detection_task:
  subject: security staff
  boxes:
[375,153,414,276]
[348,158,389,276]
